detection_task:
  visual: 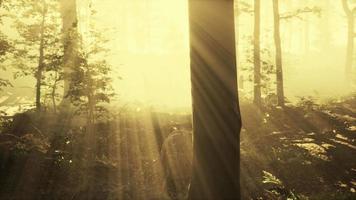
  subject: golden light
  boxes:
[81,0,192,109]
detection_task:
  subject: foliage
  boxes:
[296,96,319,111]
[0,33,11,58]
[261,168,308,199]
[8,0,64,110]
[66,24,114,124]
[0,30,13,91]
[11,0,61,75]
[0,111,11,132]
[0,133,50,156]
[240,35,276,99]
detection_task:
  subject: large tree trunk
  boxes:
[35,3,46,112]
[341,0,355,85]
[60,0,78,104]
[253,0,262,106]
[272,0,285,107]
[188,1,241,199]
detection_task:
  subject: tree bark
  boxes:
[51,72,60,113]
[60,0,78,104]
[272,0,285,107]
[188,1,241,199]
[253,0,262,106]
[341,0,355,84]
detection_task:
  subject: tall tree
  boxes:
[254,0,262,106]
[272,0,285,107]
[341,0,356,84]
[60,0,78,104]
[35,0,46,111]
[12,0,62,112]
[188,1,241,199]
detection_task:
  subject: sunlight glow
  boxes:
[87,0,191,108]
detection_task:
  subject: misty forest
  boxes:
[0,0,355,200]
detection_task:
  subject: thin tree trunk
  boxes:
[51,86,56,113]
[60,0,78,104]
[273,0,285,107]
[51,72,59,113]
[188,1,241,199]
[341,0,355,84]
[86,93,96,199]
[36,2,47,112]
[254,0,262,106]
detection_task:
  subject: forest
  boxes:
[0,0,355,200]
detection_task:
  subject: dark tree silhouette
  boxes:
[188,0,242,199]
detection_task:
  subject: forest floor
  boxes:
[240,96,356,199]
[0,95,355,200]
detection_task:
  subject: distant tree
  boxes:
[341,0,356,84]
[11,0,62,112]
[254,0,262,106]
[188,0,241,199]
[272,0,285,107]
[272,0,321,107]
[235,0,253,61]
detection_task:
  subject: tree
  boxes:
[60,0,79,104]
[272,0,285,107]
[35,0,46,111]
[11,0,62,112]
[66,25,114,137]
[341,0,356,84]
[188,1,241,199]
[254,0,262,106]
[43,51,63,113]
[271,0,321,107]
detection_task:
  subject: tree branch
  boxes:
[280,6,321,21]
[342,0,352,16]
[237,1,253,15]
